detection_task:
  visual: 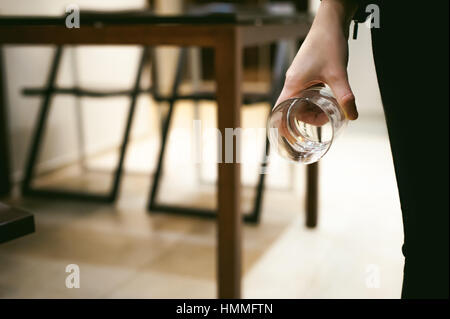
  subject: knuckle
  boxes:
[341,92,355,105]
[284,69,302,91]
[284,68,296,83]
[326,69,346,84]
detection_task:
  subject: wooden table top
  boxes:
[0,9,312,26]
[0,11,311,47]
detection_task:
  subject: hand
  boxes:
[276,0,359,121]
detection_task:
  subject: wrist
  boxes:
[313,0,357,37]
[321,0,358,21]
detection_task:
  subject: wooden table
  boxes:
[0,12,311,298]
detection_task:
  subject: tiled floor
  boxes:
[0,102,404,298]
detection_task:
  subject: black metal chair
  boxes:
[20,45,154,203]
[145,2,309,224]
[147,39,292,224]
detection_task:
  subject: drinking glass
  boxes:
[267,85,347,164]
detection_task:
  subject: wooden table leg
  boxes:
[0,47,11,196]
[214,28,242,299]
[305,161,319,228]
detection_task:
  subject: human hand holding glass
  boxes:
[268,0,359,164]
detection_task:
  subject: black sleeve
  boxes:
[351,0,376,39]
[352,0,373,23]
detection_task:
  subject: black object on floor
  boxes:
[0,202,35,244]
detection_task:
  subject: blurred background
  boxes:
[0,0,404,298]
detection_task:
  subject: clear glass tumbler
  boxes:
[267,85,347,164]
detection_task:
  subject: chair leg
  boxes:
[109,47,150,200]
[22,46,63,196]
[21,46,148,203]
[246,40,289,223]
[147,96,177,210]
[0,47,11,196]
[245,137,270,224]
[148,48,187,211]
[305,161,319,228]
[148,41,291,225]
[69,46,88,172]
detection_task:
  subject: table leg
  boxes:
[0,47,11,196]
[305,162,319,228]
[214,29,242,299]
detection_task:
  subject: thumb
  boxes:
[328,75,358,120]
[274,81,311,109]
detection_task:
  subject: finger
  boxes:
[274,87,293,108]
[327,75,358,120]
[274,70,312,107]
[275,81,314,107]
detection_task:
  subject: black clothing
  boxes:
[356,0,449,298]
